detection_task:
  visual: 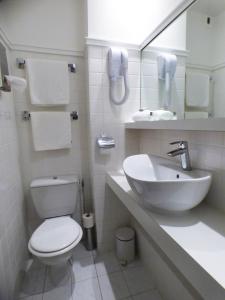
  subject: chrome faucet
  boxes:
[167,141,192,171]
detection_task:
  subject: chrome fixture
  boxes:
[167,141,192,171]
[22,110,78,121]
[97,134,115,149]
[16,58,76,73]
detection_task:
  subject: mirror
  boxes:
[141,0,225,120]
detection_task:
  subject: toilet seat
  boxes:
[28,216,82,257]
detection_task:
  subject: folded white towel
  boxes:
[26,59,70,106]
[186,72,210,107]
[30,112,72,151]
[132,110,151,121]
[185,112,208,119]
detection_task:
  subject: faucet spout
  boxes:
[167,148,185,157]
[167,141,192,171]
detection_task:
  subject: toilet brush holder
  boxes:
[82,212,96,250]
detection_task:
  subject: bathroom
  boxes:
[0,0,225,299]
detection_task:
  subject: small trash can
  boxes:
[116,227,135,265]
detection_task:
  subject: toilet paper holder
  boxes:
[0,76,11,92]
[97,134,115,149]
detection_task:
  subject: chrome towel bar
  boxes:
[22,110,78,121]
[16,58,76,73]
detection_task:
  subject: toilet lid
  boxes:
[30,216,81,253]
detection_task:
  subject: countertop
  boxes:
[106,171,225,299]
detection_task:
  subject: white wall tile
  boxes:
[87,44,140,250]
[0,91,27,299]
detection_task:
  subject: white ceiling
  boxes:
[192,0,225,16]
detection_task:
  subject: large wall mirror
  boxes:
[141,0,225,120]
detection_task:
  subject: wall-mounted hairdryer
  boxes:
[108,47,129,105]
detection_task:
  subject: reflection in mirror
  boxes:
[141,0,225,120]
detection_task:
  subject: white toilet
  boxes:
[28,175,83,266]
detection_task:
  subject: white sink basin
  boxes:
[123,154,212,213]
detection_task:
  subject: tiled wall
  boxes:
[10,50,89,234]
[141,49,186,119]
[0,92,27,300]
[87,44,140,251]
[139,129,225,212]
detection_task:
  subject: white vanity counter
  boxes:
[106,171,225,299]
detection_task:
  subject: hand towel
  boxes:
[30,112,72,151]
[132,110,151,121]
[186,72,210,107]
[185,112,209,119]
[26,59,70,106]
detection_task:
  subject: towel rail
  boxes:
[16,58,76,73]
[22,110,78,121]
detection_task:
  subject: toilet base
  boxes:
[36,248,74,266]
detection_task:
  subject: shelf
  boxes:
[106,171,225,299]
[125,119,225,131]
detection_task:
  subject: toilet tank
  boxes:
[30,175,79,219]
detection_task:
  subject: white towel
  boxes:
[185,112,209,119]
[30,112,72,151]
[186,72,210,107]
[26,59,70,106]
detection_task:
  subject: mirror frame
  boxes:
[139,0,197,51]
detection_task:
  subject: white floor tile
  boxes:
[72,242,93,260]
[98,271,130,300]
[44,265,72,291]
[19,265,46,298]
[71,278,102,300]
[94,252,121,276]
[22,294,43,300]
[132,290,162,300]
[42,284,72,300]
[72,256,97,282]
[123,267,154,296]
[120,259,142,271]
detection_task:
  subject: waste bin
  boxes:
[116,227,135,265]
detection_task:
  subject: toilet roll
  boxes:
[82,213,95,229]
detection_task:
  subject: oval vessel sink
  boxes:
[123,154,212,213]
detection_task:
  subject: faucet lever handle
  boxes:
[170,141,188,149]
[170,141,184,145]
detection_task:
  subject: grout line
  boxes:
[120,265,133,298]
[93,256,104,300]
[41,266,47,299]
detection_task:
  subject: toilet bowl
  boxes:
[28,216,83,266]
[29,175,83,266]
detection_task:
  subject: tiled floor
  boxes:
[19,243,163,300]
